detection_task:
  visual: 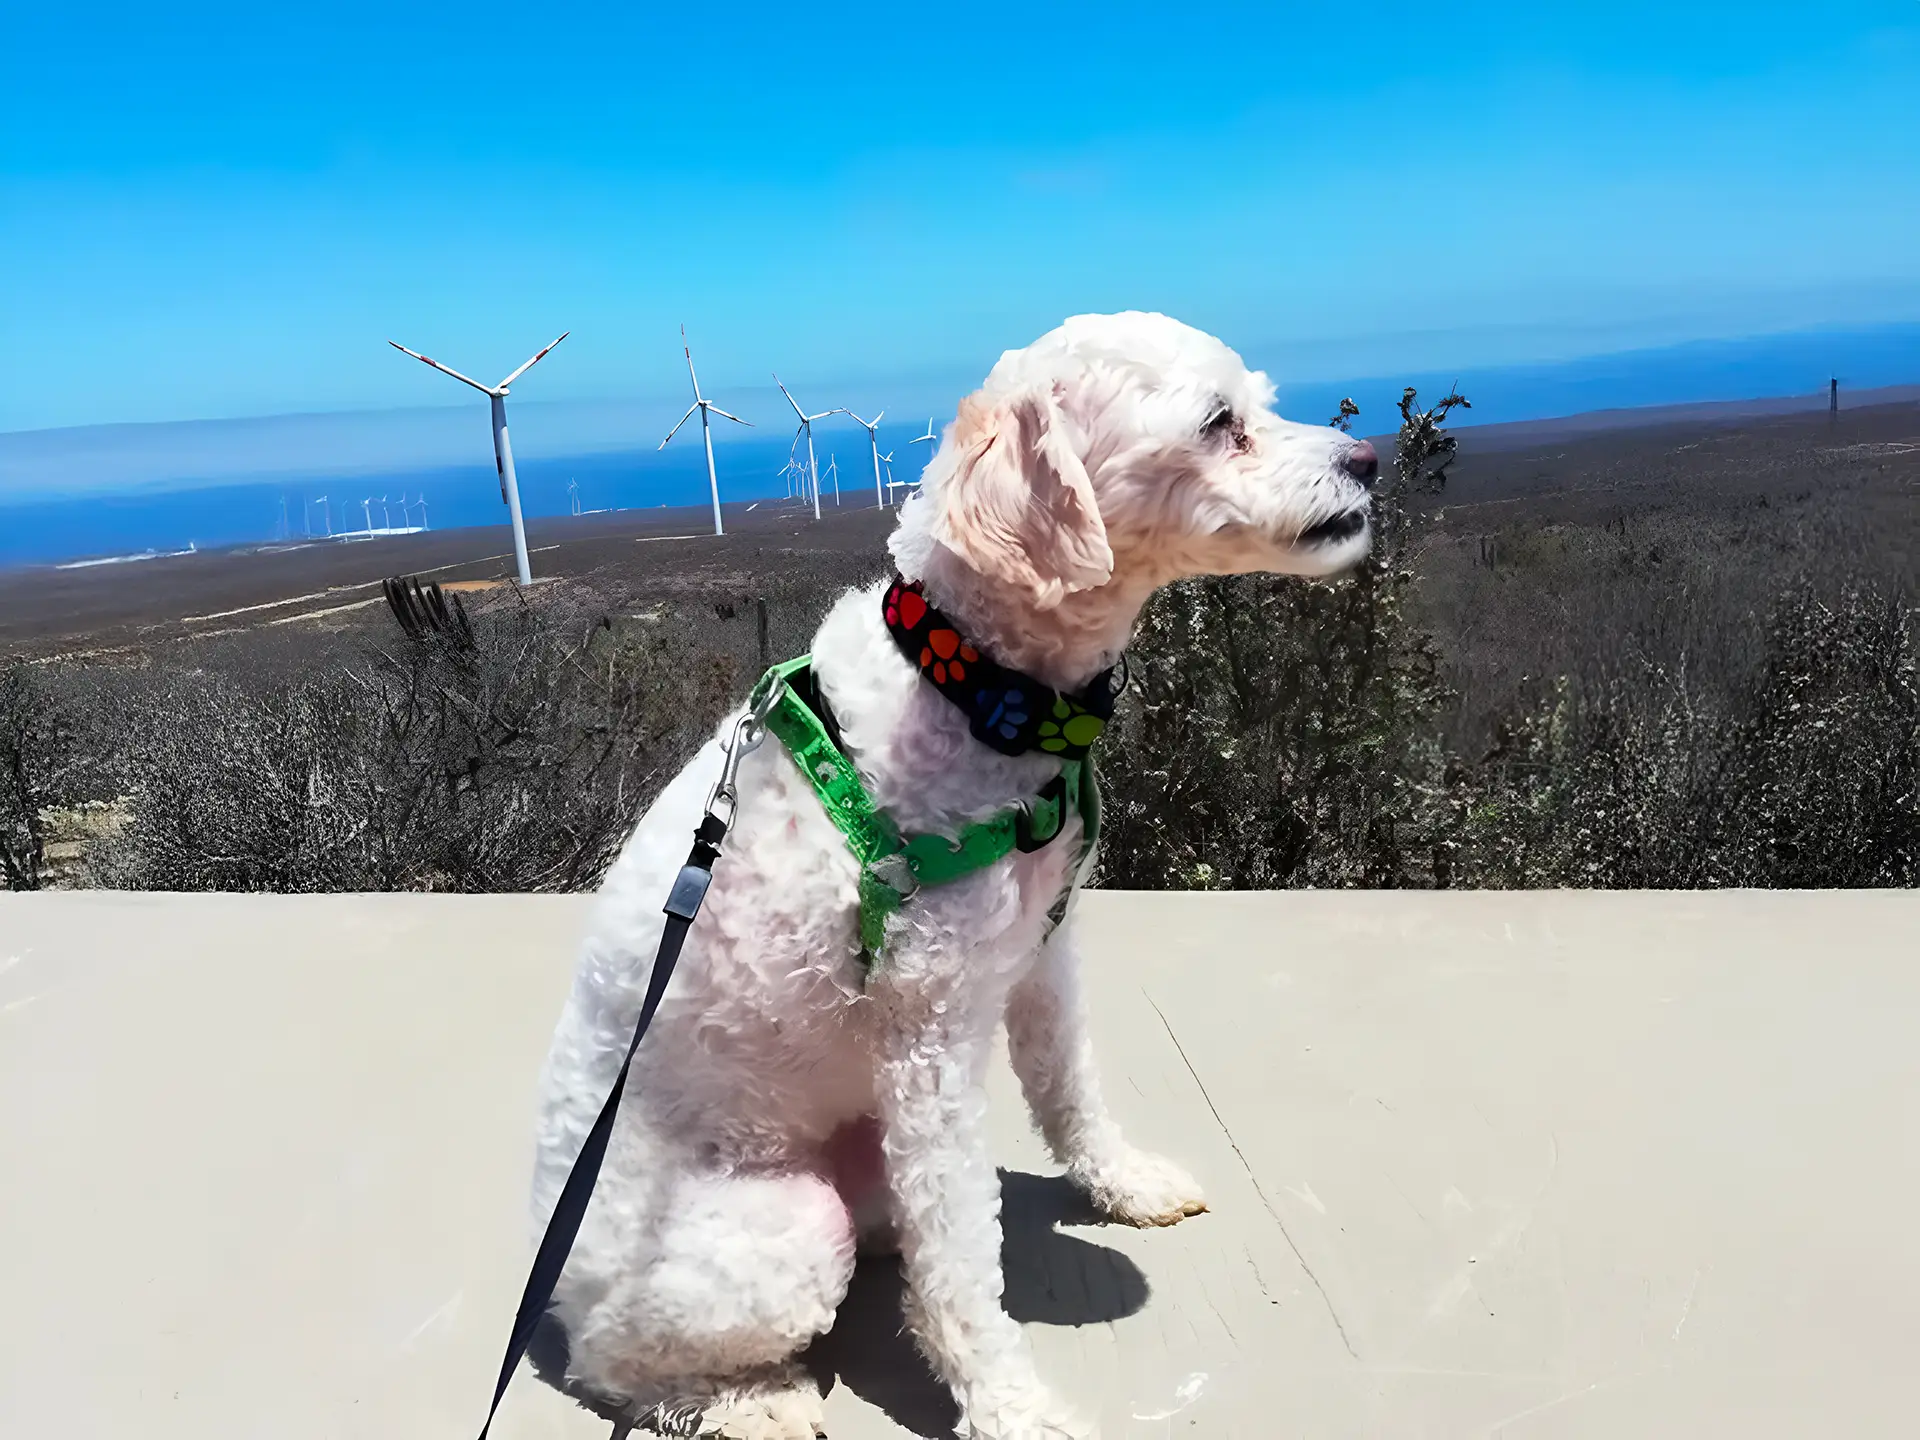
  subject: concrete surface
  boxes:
[2,889,1917,1439]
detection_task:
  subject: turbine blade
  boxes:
[497,330,570,389]
[659,402,700,448]
[389,341,493,394]
[775,374,807,420]
[681,325,703,400]
[707,405,752,426]
[872,409,885,426]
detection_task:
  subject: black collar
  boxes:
[882,576,1122,760]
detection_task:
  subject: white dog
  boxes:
[532,312,1378,1438]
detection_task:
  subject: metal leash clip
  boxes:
[704,669,786,830]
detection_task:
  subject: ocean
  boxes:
[0,431,914,569]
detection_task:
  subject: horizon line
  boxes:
[6,316,1917,442]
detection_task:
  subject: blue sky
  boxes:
[4,1,1918,436]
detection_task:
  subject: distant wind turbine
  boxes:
[379,495,392,531]
[660,326,751,536]
[416,494,429,531]
[388,330,569,584]
[568,479,581,516]
[362,497,374,534]
[910,418,938,498]
[313,496,330,537]
[881,449,906,505]
[774,375,834,521]
[825,454,841,506]
[776,455,804,503]
[844,409,887,508]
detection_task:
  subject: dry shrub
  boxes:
[1098,388,1469,888]
[1469,584,1918,887]
[92,593,736,892]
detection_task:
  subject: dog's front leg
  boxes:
[871,942,1091,1440]
[1006,917,1208,1228]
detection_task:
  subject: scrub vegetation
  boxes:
[5,399,1915,891]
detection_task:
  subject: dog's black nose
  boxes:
[1342,439,1379,484]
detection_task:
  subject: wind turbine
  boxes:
[416,494,429,531]
[825,454,840,506]
[568,479,581,516]
[774,375,832,520]
[379,495,392,531]
[776,455,803,504]
[912,418,938,466]
[881,449,905,505]
[362,497,374,534]
[388,330,568,585]
[313,496,331,537]
[844,409,887,508]
[659,326,751,536]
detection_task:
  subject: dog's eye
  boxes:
[1200,402,1252,453]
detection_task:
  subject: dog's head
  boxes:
[892,311,1377,610]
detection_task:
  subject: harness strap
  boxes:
[759,657,1099,966]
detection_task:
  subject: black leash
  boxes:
[475,690,777,1440]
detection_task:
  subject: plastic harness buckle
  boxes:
[1014,772,1069,852]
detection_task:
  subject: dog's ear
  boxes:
[933,388,1113,609]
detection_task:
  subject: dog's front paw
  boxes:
[1078,1147,1208,1228]
[957,1380,1095,1439]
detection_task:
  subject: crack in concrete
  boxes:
[1146,990,1359,1360]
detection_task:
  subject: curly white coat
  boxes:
[532,312,1375,1438]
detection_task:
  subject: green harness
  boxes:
[750,656,1102,966]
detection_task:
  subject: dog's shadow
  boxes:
[531,1169,1147,1439]
[799,1169,1149,1437]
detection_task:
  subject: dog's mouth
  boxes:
[1296,507,1370,547]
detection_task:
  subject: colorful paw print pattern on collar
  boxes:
[882,576,1121,760]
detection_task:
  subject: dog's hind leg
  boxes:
[1007,919,1208,1229]
[560,1167,854,1438]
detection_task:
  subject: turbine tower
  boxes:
[659,326,751,536]
[388,330,568,585]
[825,454,840,506]
[774,374,833,521]
[844,409,887,508]
[910,418,938,498]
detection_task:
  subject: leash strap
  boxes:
[474,682,779,1439]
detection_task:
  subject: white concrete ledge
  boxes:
[2,890,1915,1438]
